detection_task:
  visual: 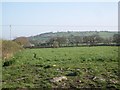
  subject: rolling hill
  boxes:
[28,31,118,43]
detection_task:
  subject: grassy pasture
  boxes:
[2,46,120,89]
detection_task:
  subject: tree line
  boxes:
[13,33,120,48]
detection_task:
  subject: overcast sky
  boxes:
[1,1,118,40]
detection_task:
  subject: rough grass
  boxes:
[2,46,120,89]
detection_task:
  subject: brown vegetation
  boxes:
[13,37,30,47]
[2,40,23,60]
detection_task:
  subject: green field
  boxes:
[2,46,120,89]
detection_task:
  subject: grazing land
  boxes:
[2,46,119,89]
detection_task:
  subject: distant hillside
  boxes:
[28,31,118,43]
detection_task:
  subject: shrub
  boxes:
[2,40,23,60]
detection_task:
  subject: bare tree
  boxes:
[113,34,120,44]
[53,41,59,48]
[74,36,83,46]
[13,37,30,47]
[56,37,67,47]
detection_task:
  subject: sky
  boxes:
[1,1,118,40]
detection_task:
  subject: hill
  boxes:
[28,31,118,43]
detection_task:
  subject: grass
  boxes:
[2,46,120,89]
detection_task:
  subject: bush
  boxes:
[2,40,23,60]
